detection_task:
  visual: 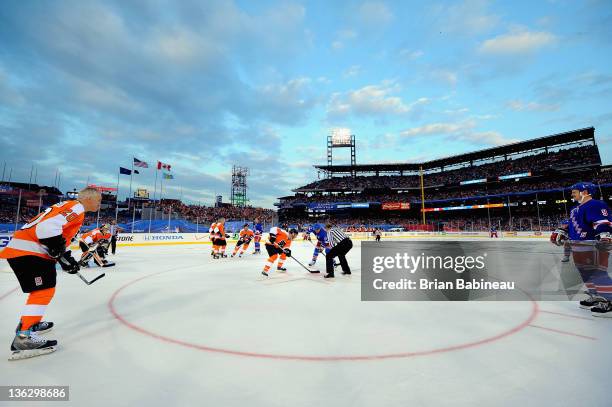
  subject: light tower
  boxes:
[231,165,249,207]
[327,128,356,177]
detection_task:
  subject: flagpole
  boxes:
[149,166,158,234]
[115,169,120,223]
[132,198,137,233]
[160,172,164,201]
[28,164,33,189]
[128,159,133,212]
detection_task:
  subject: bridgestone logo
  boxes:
[117,236,134,242]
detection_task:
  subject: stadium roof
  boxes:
[315,127,596,174]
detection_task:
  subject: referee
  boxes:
[109,220,123,255]
[325,222,353,278]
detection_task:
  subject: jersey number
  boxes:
[21,207,53,230]
[21,204,76,230]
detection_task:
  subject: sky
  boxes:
[0,0,611,208]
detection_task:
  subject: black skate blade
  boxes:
[102,262,115,268]
[8,346,57,361]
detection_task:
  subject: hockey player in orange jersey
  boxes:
[78,224,114,267]
[231,224,255,258]
[0,187,102,360]
[208,222,218,257]
[262,227,298,276]
[213,218,229,259]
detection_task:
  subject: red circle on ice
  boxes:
[108,270,540,362]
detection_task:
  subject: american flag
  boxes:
[133,157,149,168]
[157,161,171,171]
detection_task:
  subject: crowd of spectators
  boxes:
[1,200,275,228]
[282,173,610,206]
[152,201,275,224]
[296,145,600,191]
[281,214,568,232]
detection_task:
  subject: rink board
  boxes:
[0,231,550,252]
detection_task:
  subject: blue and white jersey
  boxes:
[254,223,263,235]
[313,227,330,246]
[567,199,612,240]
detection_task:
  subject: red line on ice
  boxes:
[108,269,540,362]
[528,324,596,340]
[539,310,593,321]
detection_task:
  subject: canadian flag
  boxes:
[157,161,171,171]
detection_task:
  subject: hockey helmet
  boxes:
[570,182,597,196]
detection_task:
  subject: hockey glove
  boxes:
[550,228,568,246]
[282,248,291,257]
[58,250,80,274]
[39,235,67,259]
[596,231,612,243]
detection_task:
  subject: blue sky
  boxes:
[0,0,611,208]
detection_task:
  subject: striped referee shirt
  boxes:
[328,227,349,247]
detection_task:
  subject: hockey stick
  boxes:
[288,255,320,274]
[308,239,327,257]
[307,239,341,269]
[76,270,105,285]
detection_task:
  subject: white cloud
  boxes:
[398,49,424,60]
[479,29,557,55]
[430,69,458,86]
[433,0,499,36]
[358,2,393,26]
[444,107,469,115]
[506,99,560,112]
[343,65,361,77]
[463,130,517,146]
[331,29,357,50]
[401,121,474,138]
[74,78,142,113]
[400,119,518,146]
[327,81,429,118]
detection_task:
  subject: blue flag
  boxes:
[119,167,131,175]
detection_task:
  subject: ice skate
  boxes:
[591,300,612,318]
[579,295,608,310]
[9,330,57,361]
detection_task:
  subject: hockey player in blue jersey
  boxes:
[550,182,612,317]
[252,219,264,254]
[308,224,331,267]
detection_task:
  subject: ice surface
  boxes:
[0,238,610,407]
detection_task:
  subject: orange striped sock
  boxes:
[20,287,55,331]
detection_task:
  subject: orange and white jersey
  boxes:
[214,223,225,238]
[209,222,217,237]
[239,229,254,241]
[267,227,292,248]
[0,200,85,261]
[79,229,106,245]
